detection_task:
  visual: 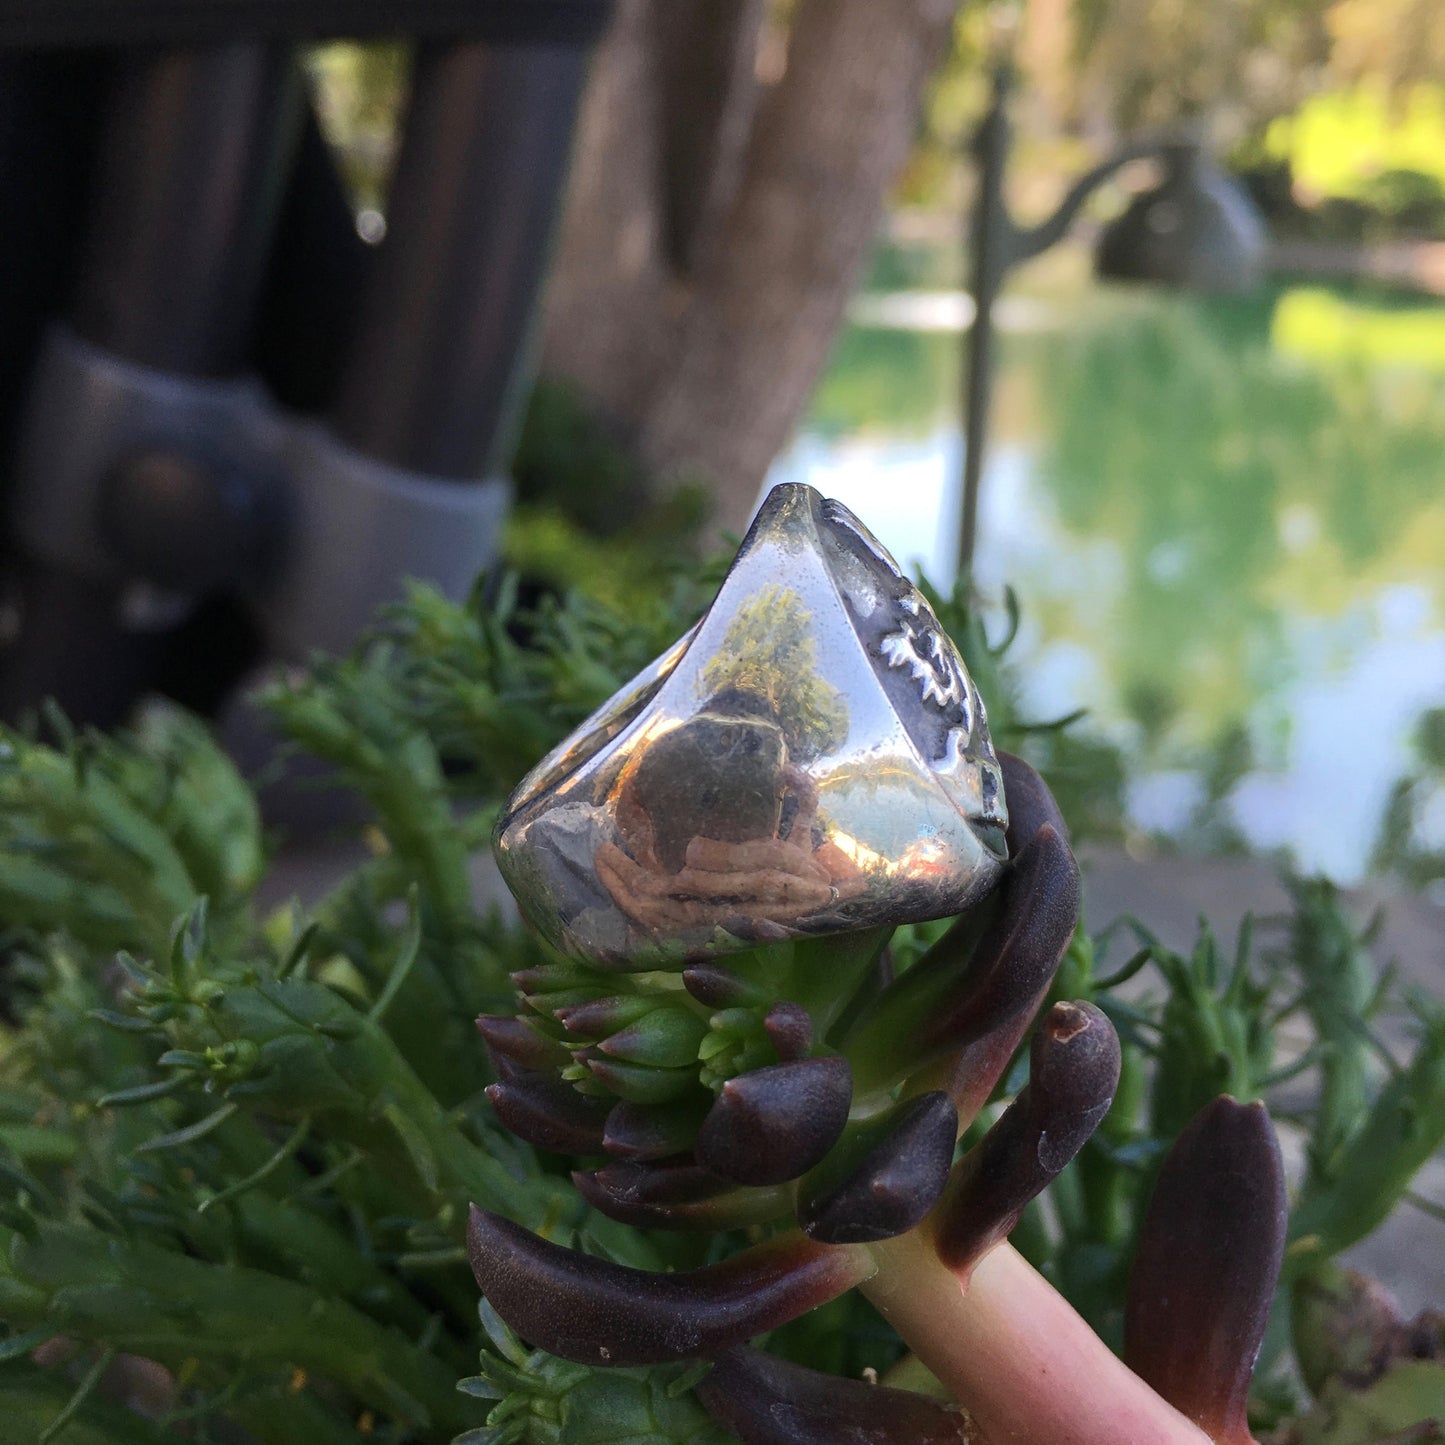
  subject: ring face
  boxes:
[494,484,1009,965]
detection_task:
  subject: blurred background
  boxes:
[2,0,1442,902]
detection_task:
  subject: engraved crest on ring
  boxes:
[881,595,974,724]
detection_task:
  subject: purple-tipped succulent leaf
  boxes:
[573,1159,789,1230]
[896,830,1080,1128]
[509,964,594,1004]
[1123,1096,1287,1445]
[554,994,655,1038]
[603,1098,707,1161]
[764,1003,815,1062]
[997,751,1069,852]
[919,824,1079,1056]
[476,1014,567,1072]
[800,1092,959,1245]
[581,1051,696,1104]
[596,1008,707,1068]
[683,961,770,1009]
[485,1073,609,1154]
[696,1347,976,1444]
[468,1208,872,1366]
[696,1056,853,1186]
[845,761,1079,1107]
[935,1001,1119,1273]
[930,1015,1033,1135]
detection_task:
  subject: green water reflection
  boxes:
[780,278,1445,884]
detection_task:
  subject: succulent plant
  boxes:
[466,747,1297,1444]
[0,572,1439,1443]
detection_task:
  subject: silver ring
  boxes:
[494,484,1009,964]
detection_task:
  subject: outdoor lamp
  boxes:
[958,63,1271,576]
[1095,141,1267,293]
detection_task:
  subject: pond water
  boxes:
[767,262,1445,887]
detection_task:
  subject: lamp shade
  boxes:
[1096,143,1266,293]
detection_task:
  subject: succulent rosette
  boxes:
[468,488,1290,1445]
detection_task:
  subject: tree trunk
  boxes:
[541,0,965,536]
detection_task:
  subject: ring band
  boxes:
[494,484,1009,965]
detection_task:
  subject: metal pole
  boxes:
[70,44,303,374]
[255,37,591,663]
[958,66,1013,584]
[0,45,302,726]
[330,39,589,478]
[0,52,104,454]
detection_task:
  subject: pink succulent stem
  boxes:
[863,1232,1213,1445]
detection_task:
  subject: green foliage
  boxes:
[506,379,714,615]
[0,709,262,959]
[303,41,410,212]
[1282,1361,1445,1445]
[0,573,1438,1443]
[279,569,718,804]
[905,2,1445,221]
[0,579,717,1443]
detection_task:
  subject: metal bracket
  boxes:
[8,323,509,659]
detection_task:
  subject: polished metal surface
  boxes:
[495,484,1009,964]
